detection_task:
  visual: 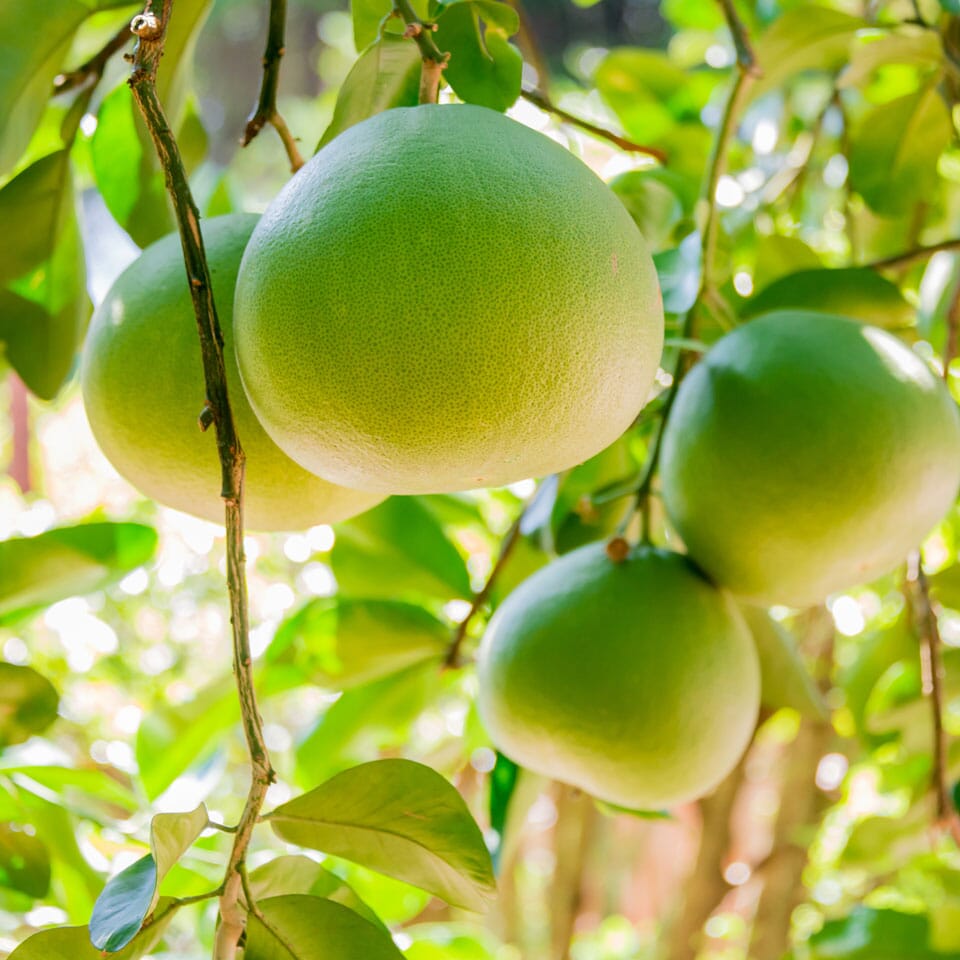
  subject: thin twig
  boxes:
[906,553,960,843]
[520,87,667,162]
[392,0,449,104]
[944,269,960,381]
[717,0,760,75]
[446,513,525,669]
[865,237,960,271]
[126,7,275,959]
[241,0,303,172]
[53,21,132,95]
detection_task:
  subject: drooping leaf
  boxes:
[0,822,51,898]
[245,895,405,960]
[90,804,207,951]
[246,855,385,929]
[332,497,471,601]
[319,35,421,148]
[0,150,88,399]
[750,6,865,97]
[267,758,496,911]
[741,608,828,721]
[848,82,952,218]
[270,597,450,688]
[433,0,522,112]
[0,664,59,747]
[742,269,914,328]
[0,0,91,175]
[0,521,158,624]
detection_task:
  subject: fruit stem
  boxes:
[392,0,449,104]
[520,87,667,163]
[127,6,275,959]
[240,0,304,173]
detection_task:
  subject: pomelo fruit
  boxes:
[660,312,960,607]
[233,103,664,495]
[81,215,383,531]
[476,543,760,809]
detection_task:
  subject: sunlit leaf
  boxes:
[433,1,521,112]
[0,823,50,898]
[653,231,701,314]
[809,906,949,958]
[839,29,943,91]
[0,664,59,748]
[267,758,495,911]
[245,895,404,960]
[319,35,421,149]
[0,521,158,624]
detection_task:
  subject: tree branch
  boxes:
[865,237,960,272]
[53,21,133,95]
[241,0,303,173]
[906,553,960,844]
[392,0,449,104]
[520,87,666,163]
[126,7,274,959]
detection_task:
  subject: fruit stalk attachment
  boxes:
[392,0,449,103]
[241,0,304,173]
[127,5,275,958]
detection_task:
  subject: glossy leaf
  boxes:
[0,664,59,747]
[0,0,89,175]
[839,29,942,91]
[848,83,952,218]
[246,855,385,929]
[751,235,822,292]
[488,752,518,872]
[808,906,948,958]
[319,35,421,148]
[0,822,51,898]
[90,804,206,951]
[267,758,496,911]
[0,150,88,399]
[270,597,449,688]
[741,608,827,721]
[433,1,522,112]
[332,497,471,600]
[742,269,913,328]
[245,895,405,960]
[0,521,158,624]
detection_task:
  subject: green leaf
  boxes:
[741,608,828,721]
[433,1,522,112]
[488,753,518,872]
[90,804,207,951]
[0,765,138,813]
[267,758,496,911]
[246,855,385,930]
[609,170,684,253]
[751,6,865,97]
[351,0,429,50]
[0,822,50,898]
[653,232,701,314]
[91,85,173,248]
[594,49,691,141]
[839,29,943,91]
[319,36,421,149]
[0,664,59,747]
[751,235,823,292]
[742,269,914,328]
[848,82,952,217]
[332,497,471,601]
[0,521,158,624]
[809,907,950,958]
[9,903,177,959]
[0,0,89,176]
[245,895,405,960]
[271,597,449,689]
[0,150,89,399]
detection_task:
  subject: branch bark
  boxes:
[392,0,449,104]
[126,6,274,958]
[241,0,304,172]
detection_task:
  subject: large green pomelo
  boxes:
[476,544,759,809]
[660,312,960,607]
[81,215,383,531]
[234,104,664,495]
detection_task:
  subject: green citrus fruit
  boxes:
[477,544,759,809]
[81,215,383,531]
[234,103,664,495]
[660,312,960,607]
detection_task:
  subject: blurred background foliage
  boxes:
[5,0,960,957]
